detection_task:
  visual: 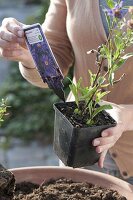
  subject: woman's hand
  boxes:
[92,103,133,168]
[0,17,34,68]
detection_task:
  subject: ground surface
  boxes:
[0,140,58,168]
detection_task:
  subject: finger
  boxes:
[98,150,108,168]
[2,18,24,37]
[93,135,114,146]
[0,39,18,49]
[0,28,18,42]
[0,49,23,59]
[101,130,110,137]
[5,44,21,51]
[0,32,26,49]
[96,143,114,153]
[102,128,122,140]
[17,38,27,49]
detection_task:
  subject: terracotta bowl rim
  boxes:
[9,166,133,199]
[9,165,132,186]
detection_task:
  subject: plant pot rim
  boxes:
[53,103,74,128]
[53,101,116,128]
[10,166,133,199]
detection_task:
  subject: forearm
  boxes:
[99,101,133,132]
[120,104,133,131]
[20,0,74,88]
[19,62,48,88]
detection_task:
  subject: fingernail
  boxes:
[102,132,108,137]
[96,147,101,153]
[17,30,23,37]
[93,140,100,146]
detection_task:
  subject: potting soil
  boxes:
[58,102,116,128]
[13,178,127,200]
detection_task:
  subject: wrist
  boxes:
[120,104,133,131]
[21,60,35,69]
[20,50,35,69]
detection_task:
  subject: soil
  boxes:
[0,165,15,200]
[14,181,39,196]
[13,178,127,200]
[56,101,116,128]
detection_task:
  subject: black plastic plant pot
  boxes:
[53,101,116,168]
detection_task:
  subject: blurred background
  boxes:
[0,0,72,169]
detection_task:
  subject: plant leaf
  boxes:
[91,104,113,119]
[122,53,133,60]
[79,86,97,101]
[69,83,79,107]
[109,72,114,85]
[88,70,96,86]
[106,0,115,8]
[96,91,110,103]
[97,76,106,85]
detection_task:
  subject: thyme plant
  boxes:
[69,0,133,125]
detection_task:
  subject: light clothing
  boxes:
[19,0,133,179]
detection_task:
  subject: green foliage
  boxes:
[0,62,59,142]
[69,1,133,125]
[69,74,112,125]
[0,99,7,126]
[106,0,115,9]
[26,0,50,25]
[68,77,82,108]
[100,14,133,85]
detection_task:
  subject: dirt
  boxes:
[56,101,116,128]
[0,164,15,200]
[14,181,39,196]
[13,178,127,200]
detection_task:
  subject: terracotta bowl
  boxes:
[10,166,133,200]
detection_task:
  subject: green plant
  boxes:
[0,99,7,126]
[0,62,59,142]
[69,0,133,125]
[26,0,50,25]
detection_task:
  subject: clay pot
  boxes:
[10,166,133,200]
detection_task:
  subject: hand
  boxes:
[92,102,133,168]
[0,17,34,67]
